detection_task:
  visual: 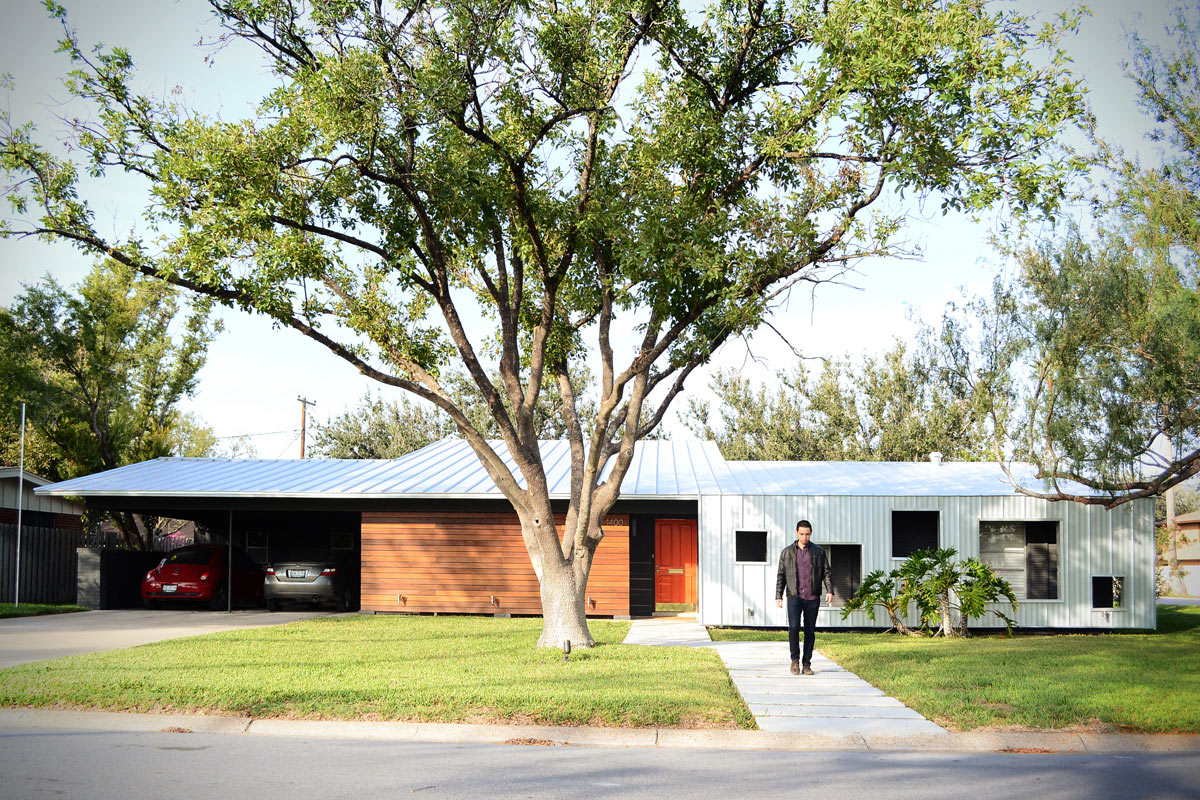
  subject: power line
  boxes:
[214,429,298,440]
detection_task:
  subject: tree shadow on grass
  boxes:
[1155,604,1200,635]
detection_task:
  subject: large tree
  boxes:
[1,0,1085,645]
[683,339,992,462]
[0,260,219,549]
[931,4,1200,510]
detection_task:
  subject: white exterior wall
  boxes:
[698,493,1156,630]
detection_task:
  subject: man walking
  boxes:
[775,520,833,675]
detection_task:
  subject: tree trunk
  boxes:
[111,511,147,551]
[1166,487,1187,596]
[887,604,921,637]
[1168,527,1187,597]
[536,557,595,648]
[938,592,953,638]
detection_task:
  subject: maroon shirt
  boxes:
[796,544,816,600]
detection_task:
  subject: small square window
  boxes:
[1092,575,1124,609]
[330,532,354,550]
[735,530,768,563]
[892,511,938,558]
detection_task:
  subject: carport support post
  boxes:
[227,510,233,614]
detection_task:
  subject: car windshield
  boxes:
[163,547,215,566]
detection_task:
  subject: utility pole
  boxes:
[15,402,25,607]
[297,396,316,458]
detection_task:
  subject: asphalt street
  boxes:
[1,726,1197,800]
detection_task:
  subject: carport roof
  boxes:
[33,438,732,500]
[34,438,1101,500]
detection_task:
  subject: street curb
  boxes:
[2,708,1198,753]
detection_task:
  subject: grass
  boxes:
[0,603,89,619]
[0,615,753,729]
[710,605,1200,733]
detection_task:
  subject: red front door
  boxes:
[655,519,698,607]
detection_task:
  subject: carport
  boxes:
[35,459,369,612]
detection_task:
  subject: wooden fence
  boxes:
[0,524,84,605]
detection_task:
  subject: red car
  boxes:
[141,544,265,610]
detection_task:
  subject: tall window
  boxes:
[822,544,862,606]
[892,511,938,558]
[979,521,1059,600]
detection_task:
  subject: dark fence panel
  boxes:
[100,550,163,609]
[0,524,85,605]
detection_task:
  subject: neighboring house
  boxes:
[0,468,83,530]
[1,467,85,604]
[35,439,1156,629]
[1160,509,1200,597]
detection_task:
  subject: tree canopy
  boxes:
[1,0,1086,644]
[931,5,1200,508]
[684,339,992,462]
[0,260,219,548]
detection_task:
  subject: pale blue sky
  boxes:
[0,0,1183,457]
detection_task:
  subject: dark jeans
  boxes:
[787,595,821,665]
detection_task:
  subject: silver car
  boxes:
[263,550,357,612]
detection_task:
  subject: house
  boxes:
[1160,509,1200,597]
[1,468,83,530]
[2,467,85,604]
[34,439,1156,629]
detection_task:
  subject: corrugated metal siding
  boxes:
[699,493,1155,631]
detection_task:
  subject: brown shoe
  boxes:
[802,664,814,675]
[790,659,800,675]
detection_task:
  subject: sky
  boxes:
[0,0,1184,459]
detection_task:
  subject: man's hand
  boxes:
[775,598,782,608]
[825,592,833,605]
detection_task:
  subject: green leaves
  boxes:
[0,260,219,545]
[843,548,1017,637]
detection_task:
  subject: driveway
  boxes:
[0,609,338,668]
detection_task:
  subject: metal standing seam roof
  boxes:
[722,460,1098,497]
[32,438,1100,500]
[33,438,734,500]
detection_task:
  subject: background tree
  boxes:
[683,338,991,462]
[0,260,219,549]
[310,393,456,459]
[312,371,600,459]
[1,0,1085,645]
[931,4,1200,510]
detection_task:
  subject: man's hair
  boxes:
[795,519,813,532]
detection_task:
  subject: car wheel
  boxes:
[336,588,354,613]
[266,598,281,612]
[143,598,158,610]
[208,583,229,611]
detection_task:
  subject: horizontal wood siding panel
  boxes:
[361,511,629,616]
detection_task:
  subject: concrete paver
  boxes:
[622,615,948,738]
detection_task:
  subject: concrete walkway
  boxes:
[623,615,945,737]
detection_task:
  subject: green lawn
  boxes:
[711,605,1200,733]
[0,603,89,619]
[0,615,753,729]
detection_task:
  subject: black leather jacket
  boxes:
[775,541,833,600]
